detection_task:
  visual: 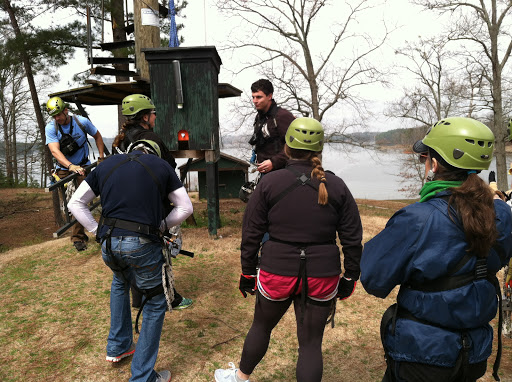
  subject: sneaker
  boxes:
[214,362,250,382]
[106,342,136,363]
[156,370,171,382]
[174,297,193,310]
[73,241,87,251]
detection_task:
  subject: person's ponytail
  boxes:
[112,120,138,150]
[284,145,328,205]
[311,155,328,205]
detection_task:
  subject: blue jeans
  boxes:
[102,236,167,382]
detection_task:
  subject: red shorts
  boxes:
[257,269,339,301]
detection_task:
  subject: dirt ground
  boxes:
[0,188,59,251]
[1,189,512,381]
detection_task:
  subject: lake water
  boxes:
[217,144,512,200]
[91,140,512,201]
[217,144,410,200]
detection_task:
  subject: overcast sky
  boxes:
[47,0,445,138]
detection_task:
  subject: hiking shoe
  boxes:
[174,297,193,310]
[214,362,250,382]
[73,241,87,251]
[156,370,171,382]
[106,342,136,363]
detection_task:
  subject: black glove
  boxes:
[489,171,496,183]
[239,274,256,298]
[337,276,356,300]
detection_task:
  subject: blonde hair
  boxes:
[285,145,328,205]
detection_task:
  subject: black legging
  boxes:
[239,292,333,382]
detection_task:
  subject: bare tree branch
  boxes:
[413,0,512,190]
[215,0,391,139]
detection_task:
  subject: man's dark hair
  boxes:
[251,79,274,95]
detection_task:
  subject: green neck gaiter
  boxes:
[419,181,463,203]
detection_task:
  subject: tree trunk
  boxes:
[134,0,160,80]
[492,75,507,190]
[2,108,12,185]
[3,0,62,223]
[11,118,17,184]
[111,0,130,133]
[489,19,508,190]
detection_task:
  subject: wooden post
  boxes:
[205,150,221,236]
[133,0,160,81]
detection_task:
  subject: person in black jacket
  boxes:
[249,79,295,174]
[215,118,363,382]
[113,94,192,311]
[112,94,176,169]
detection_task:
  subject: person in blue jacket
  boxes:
[361,117,512,382]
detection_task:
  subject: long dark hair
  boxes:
[284,146,328,205]
[429,149,497,257]
[112,110,151,150]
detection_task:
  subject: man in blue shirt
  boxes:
[45,96,105,251]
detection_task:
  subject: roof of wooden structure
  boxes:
[49,80,243,106]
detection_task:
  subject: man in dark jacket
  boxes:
[249,79,295,174]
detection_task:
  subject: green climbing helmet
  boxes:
[285,117,324,152]
[122,94,155,118]
[46,96,67,117]
[127,139,162,158]
[414,117,494,170]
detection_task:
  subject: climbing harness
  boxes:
[380,198,505,381]
[268,236,336,327]
[266,165,339,327]
[54,115,93,158]
[96,152,175,333]
[380,259,503,381]
[268,166,340,211]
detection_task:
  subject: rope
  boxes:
[162,262,175,312]
[162,229,176,311]
[168,0,179,47]
[65,179,76,207]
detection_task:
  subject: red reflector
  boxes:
[178,130,189,141]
